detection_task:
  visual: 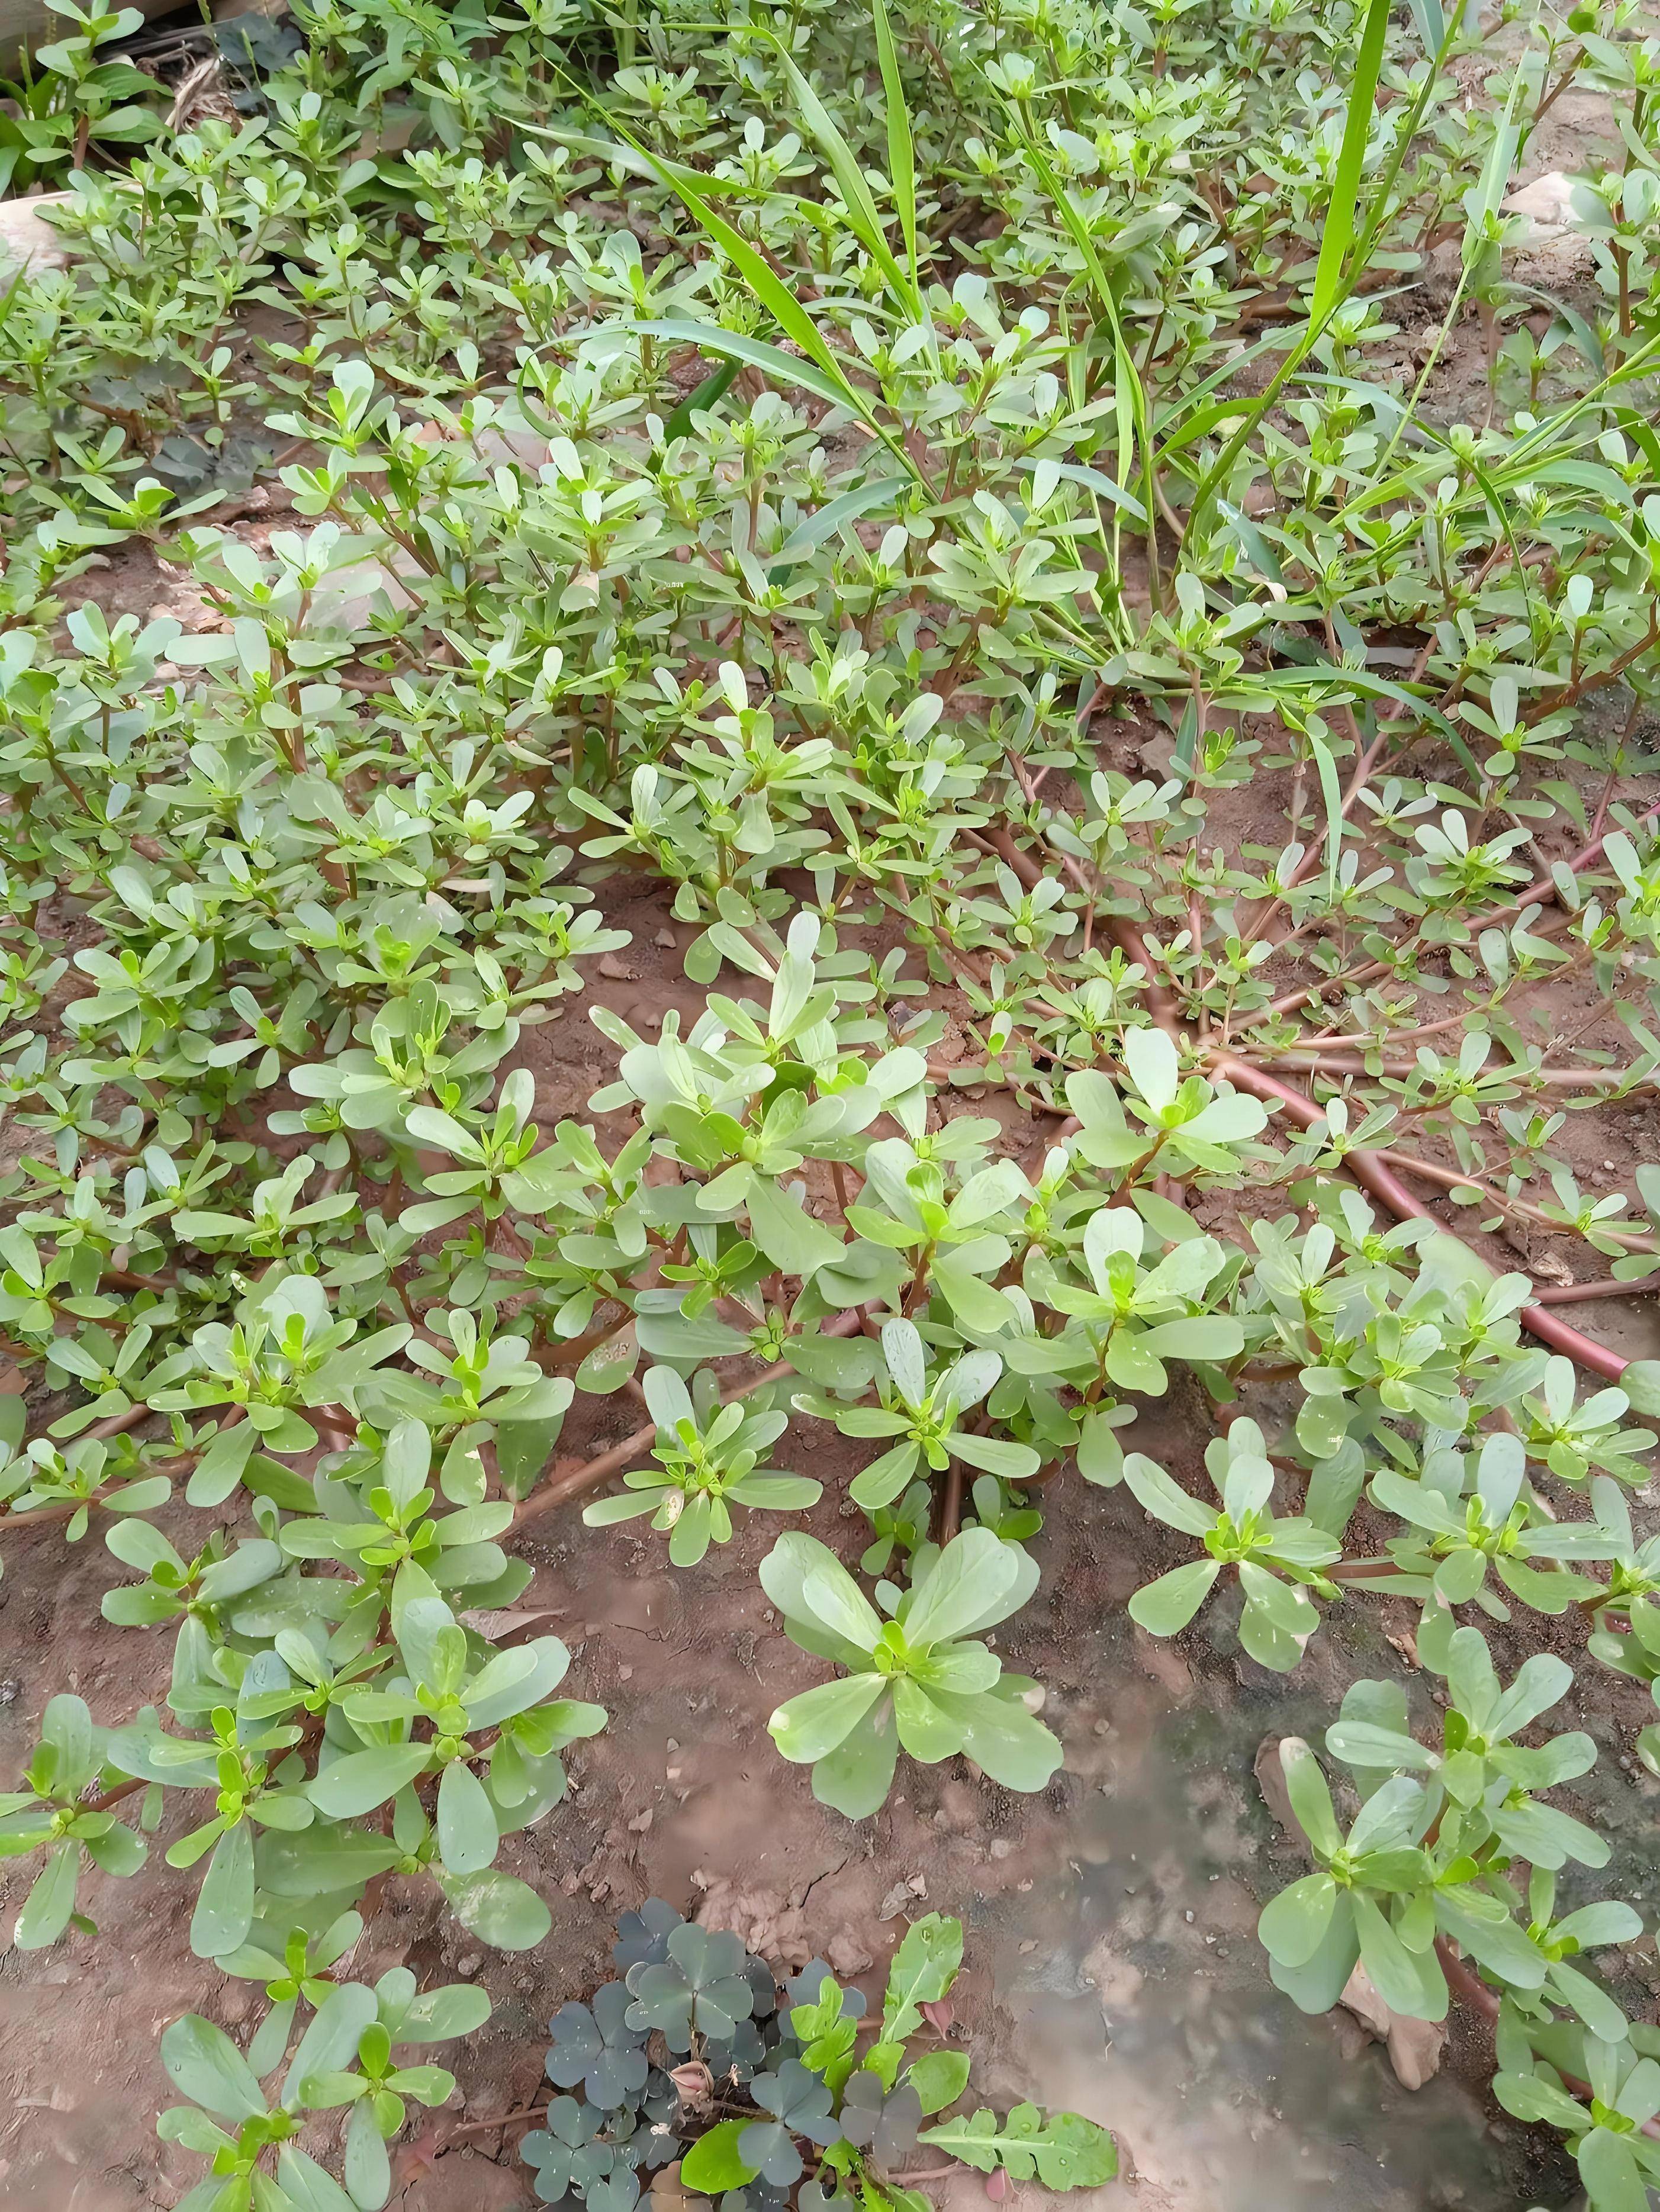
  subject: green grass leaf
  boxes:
[663,356,740,443]
[871,0,918,287]
[773,41,915,313]
[1309,0,1391,329]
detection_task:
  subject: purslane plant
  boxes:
[1122,1423,1340,1671]
[159,1972,490,2212]
[1260,1628,1617,2023]
[3,0,1660,2198]
[582,1364,819,1564]
[762,1527,1059,1816]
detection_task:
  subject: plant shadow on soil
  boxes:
[0,1392,1603,2212]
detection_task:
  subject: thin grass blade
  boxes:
[1310,0,1391,329]
[774,43,916,311]
[769,476,910,567]
[871,0,918,290]
[1015,125,1159,589]
[664,357,740,443]
[633,320,856,414]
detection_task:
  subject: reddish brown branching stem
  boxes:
[937,1459,964,1547]
[1434,1938,1660,2139]
[1532,1273,1660,1305]
[1095,912,1636,1377]
[511,1309,867,1528]
[1206,1054,1629,1382]
[86,1774,147,1814]
[437,2104,546,2141]
[1262,798,1660,1025]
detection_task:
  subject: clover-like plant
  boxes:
[548,1984,653,2109]
[522,1905,1115,2208]
[625,1921,760,2052]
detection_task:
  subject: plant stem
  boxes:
[1205,1052,1630,1381]
[511,1310,867,1526]
[1530,1273,1660,1305]
[1434,1937,1660,2139]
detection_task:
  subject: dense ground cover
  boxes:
[3,0,1660,2200]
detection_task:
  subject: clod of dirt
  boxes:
[0,195,72,273]
[650,2166,713,2212]
[878,1874,928,1918]
[1339,1964,1447,2091]
[1132,1627,1194,1698]
[1502,170,1598,284]
[1503,171,1584,224]
[397,2145,526,2209]
[929,1780,981,1833]
[693,1880,873,1976]
[1253,1734,1301,1834]
[1079,1934,1146,2015]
